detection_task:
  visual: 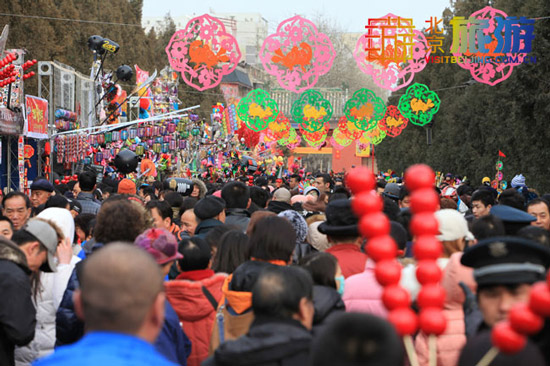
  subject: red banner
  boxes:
[24,95,48,139]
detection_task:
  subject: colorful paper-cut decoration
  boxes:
[259,16,336,93]
[291,90,333,133]
[344,88,386,132]
[237,89,279,132]
[451,7,530,86]
[363,126,386,145]
[165,14,241,91]
[354,14,431,91]
[356,140,371,157]
[379,105,409,137]
[267,112,291,141]
[236,123,261,148]
[330,127,354,150]
[300,124,328,148]
[278,128,301,150]
[397,83,440,126]
[337,116,363,140]
[496,161,503,170]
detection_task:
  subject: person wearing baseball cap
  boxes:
[11,219,60,273]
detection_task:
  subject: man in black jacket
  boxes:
[0,237,37,366]
[203,266,314,366]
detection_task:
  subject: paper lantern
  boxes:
[398,83,440,126]
[259,15,336,93]
[344,88,386,132]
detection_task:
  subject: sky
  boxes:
[141,0,452,33]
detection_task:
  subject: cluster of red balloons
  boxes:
[54,174,79,185]
[0,52,16,67]
[347,166,418,336]
[405,164,447,336]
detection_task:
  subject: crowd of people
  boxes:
[1,168,549,366]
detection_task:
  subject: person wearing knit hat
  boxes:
[117,178,137,195]
[134,228,183,266]
[278,210,313,263]
[267,188,294,214]
[193,196,226,239]
[511,174,526,189]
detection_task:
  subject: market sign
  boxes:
[0,107,23,135]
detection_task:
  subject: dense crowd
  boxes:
[1,169,549,366]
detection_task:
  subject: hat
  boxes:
[511,174,526,188]
[67,199,82,215]
[461,236,550,286]
[435,209,474,241]
[383,183,401,200]
[194,196,226,220]
[23,219,59,272]
[118,178,137,195]
[134,228,183,265]
[304,186,320,197]
[307,221,330,251]
[318,199,359,237]
[31,179,54,193]
[278,210,308,243]
[37,208,75,244]
[273,188,291,204]
[490,205,535,235]
[482,177,491,185]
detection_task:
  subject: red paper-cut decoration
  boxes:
[379,105,409,138]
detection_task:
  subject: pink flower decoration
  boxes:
[259,16,336,93]
[354,14,430,91]
[165,14,241,91]
[451,6,526,86]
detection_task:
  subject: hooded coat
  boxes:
[166,270,227,366]
[0,239,36,366]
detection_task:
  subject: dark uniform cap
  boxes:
[194,196,226,221]
[383,183,401,200]
[490,205,535,235]
[461,236,550,287]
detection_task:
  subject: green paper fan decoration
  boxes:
[237,89,279,132]
[291,90,333,133]
[397,83,441,126]
[344,88,386,132]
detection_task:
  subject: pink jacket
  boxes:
[343,260,387,318]
[415,252,477,366]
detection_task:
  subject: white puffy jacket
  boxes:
[15,255,80,366]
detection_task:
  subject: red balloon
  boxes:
[382,285,411,310]
[416,260,443,285]
[352,191,383,217]
[413,236,442,260]
[345,166,375,194]
[366,235,397,262]
[139,98,151,110]
[61,179,68,184]
[509,303,543,335]
[491,321,527,354]
[419,307,447,335]
[410,188,440,214]
[388,307,418,336]
[529,282,550,317]
[410,213,439,236]
[359,212,390,238]
[64,176,70,180]
[404,164,436,191]
[54,179,60,185]
[375,260,402,286]
[72,174,78,180]
[417,284,446,309]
